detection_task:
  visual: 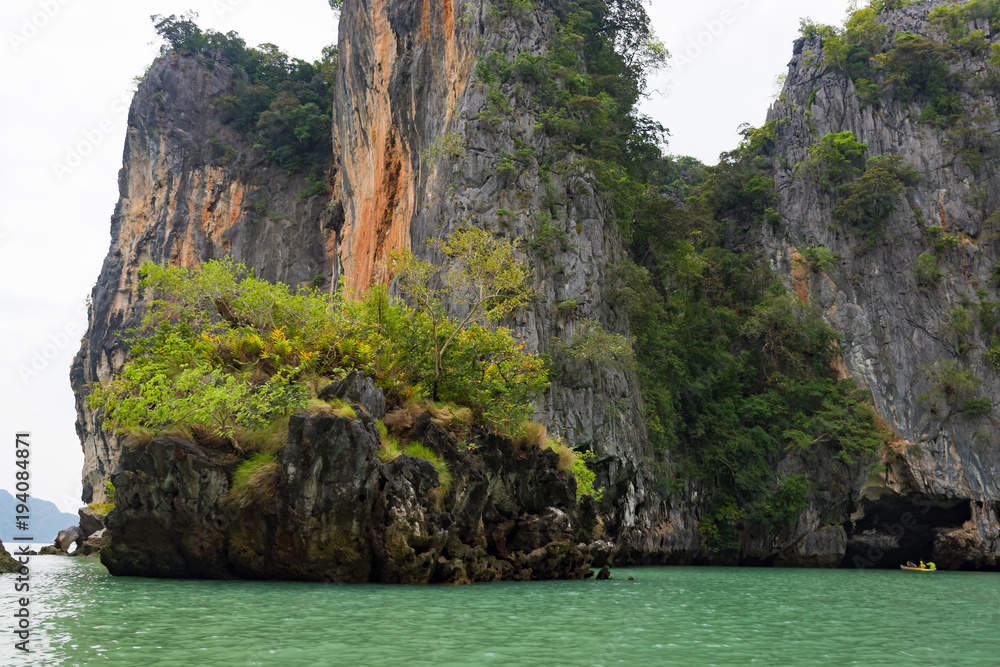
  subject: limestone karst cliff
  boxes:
[74,0,654,549]
[74,0,1000,572]
[762,0,1000,568]
[332,0,652,551]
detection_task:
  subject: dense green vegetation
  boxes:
[91,231,548,439]
[89,228,579,502]
[151,13,336,172]
[617,141,890,544]
[467,0,893,543]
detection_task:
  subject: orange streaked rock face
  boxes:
[334,0,474,293]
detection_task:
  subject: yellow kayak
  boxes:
[900,565,937,572]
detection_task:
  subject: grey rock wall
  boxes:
[102,400,602,583]
[761,0,1000,567]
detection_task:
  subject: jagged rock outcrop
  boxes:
[0,541,20,573]
[761,0,1000,568]
[78,507,105,539]
[73,530,108,558]
[102,383,601,583]
[71,53,337,503]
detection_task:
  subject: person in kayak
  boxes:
[907,561,917,568]
[927,562,937,570]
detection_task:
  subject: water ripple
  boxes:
[0,558,997,665]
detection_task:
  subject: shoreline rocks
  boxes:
[0,541,20,573]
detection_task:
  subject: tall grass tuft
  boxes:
[306,398,358,420]
[510,420,576,471]
[512,420,549,450]
[229,453,282,508]
[333,403,358,420]
[376,420,403,461]
[404,442,453,493]
[236,414,290,455]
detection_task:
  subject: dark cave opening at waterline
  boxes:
[844,497,972,569]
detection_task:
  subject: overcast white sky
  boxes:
[0,0,852,513]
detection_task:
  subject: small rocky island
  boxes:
[103,374,607,583]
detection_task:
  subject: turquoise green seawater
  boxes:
[1,556,998,665]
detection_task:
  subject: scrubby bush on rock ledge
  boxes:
[88,230,605,578]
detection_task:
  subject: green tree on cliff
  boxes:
[391,226,536,402]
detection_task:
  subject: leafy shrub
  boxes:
[571,450,603,501]
[959,397,992,416]
[87,501,114,516]
[834,155,919,230]
[549,319,634,372]
[871,0,917,13]
[87,480,116,516]
[761,474,809,528]
[424,131,467,164]
[497,151,518,181]
[298,177,329,201]
[823,8,889,80]
[800,246,840,273]
[928,225,962,253]
[91,229,548,439]
[914,252,942,286]
[393,226,544,430]
[491,0,537,19]
[882,32,959,112]
[988,336,1000,369]
[794,131,867,189]
[923,360,981,406]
